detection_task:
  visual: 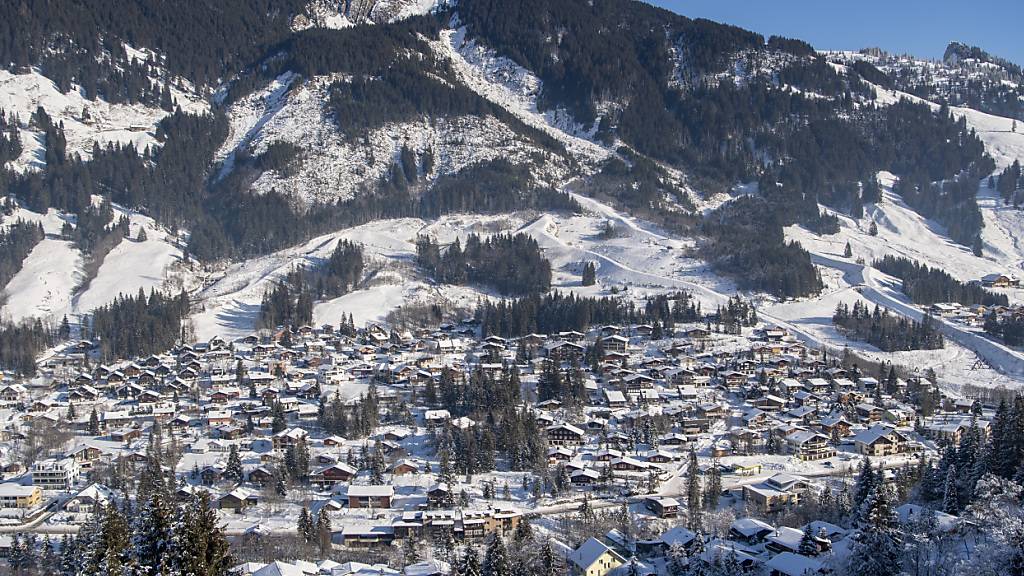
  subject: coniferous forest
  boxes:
[0,219,45,292]
[833,301,944,352]
[87,289,191,361]
[259,240,366,330]
[874,255,1008,307]
[416,233,552,296]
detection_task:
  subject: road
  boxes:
[810,252,1024,378]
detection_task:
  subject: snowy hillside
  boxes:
[292,0,443,30]
[189,194,735,341]
[215,72,577,206]
[0,68,207,172]
[0,202,189,323]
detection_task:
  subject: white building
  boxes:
[31,457,81,491]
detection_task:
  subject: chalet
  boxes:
[743,473,809,512]
[852,424,911,456]
[391,460,420,476]
[427,483,452,508]
[568,537,625,576]
[310,463,357,489]
[570,469,600,485]
[598,335,628,354]
[218,487,258,511]
[247,467,275,486]
[272,428,308,450]
[818,413,853,437]
[610,456,647,471]
[544,336,585,358]
[720,371,747,389]
[981,273,1020,288]
[347,485,394,508]
[545,423,585,446]
[603,390,627,408]
[644,496,680,518]
[755,394,787,411]
[729,517,776,544]
[855,402,883,422]
[424,409,451,428]
[785,430,835,461]
[62,483,114,514]
[685,327,710,340]
[765,552,824,576]
[764,526,806,555]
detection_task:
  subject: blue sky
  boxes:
[646,1,1024,65]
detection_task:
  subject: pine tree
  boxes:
[316,509,332,554]
[536,539,559,576]
[271,401,287,433]
[847,483,902,576]
[512,516,534,548]
[844,242,853,258]
[852,457,876,524]
[8,533,25,574]
[89,503,130,576]
[225,444,243,484]
[297,506,314,544]
[461,543,482,576]
[482,536,511,576]
[172,492,232,576]
[581,262,597,286]
[685,449,702,532]
[132,493,174,576]
[90,408,101,434]
[798,526,819,556]
[60,534,79,576]
[942,464,959,514]
[704,462,721,511]
[40,535,57,573]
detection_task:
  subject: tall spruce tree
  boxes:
[482,535,511,576]
[172,492,232,576]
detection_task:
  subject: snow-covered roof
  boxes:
[764,552,822,576]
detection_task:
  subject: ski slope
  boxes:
[0,203,187,323]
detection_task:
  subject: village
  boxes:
[0,308,999,576]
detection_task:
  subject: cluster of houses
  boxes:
[0,315,991,574]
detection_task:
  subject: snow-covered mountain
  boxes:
[3,0,1024,387]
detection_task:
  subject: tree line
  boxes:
[0,319,53,376]
[984,312,1024,346]
[873,255,1008,306]
[416,232,552,296]
[0,109,23,166]
[259,240,365,330]
[0,219,44,290]
[86,289,190,361]
[833,301,944,351]
[473,289,724,338]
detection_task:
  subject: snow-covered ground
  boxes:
[0,238,83,323]
[215,72,573,206]
[0,69,207,172]
[73,208,185,313]
[430,26,611,168]
[0,202,187,323]
[189,194,739,341]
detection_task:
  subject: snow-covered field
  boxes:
[189,194,738,341]
[0,202,186,323]
[73,208,185,313]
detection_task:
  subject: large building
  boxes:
[31,458,81,491]
[0,483,42,509]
